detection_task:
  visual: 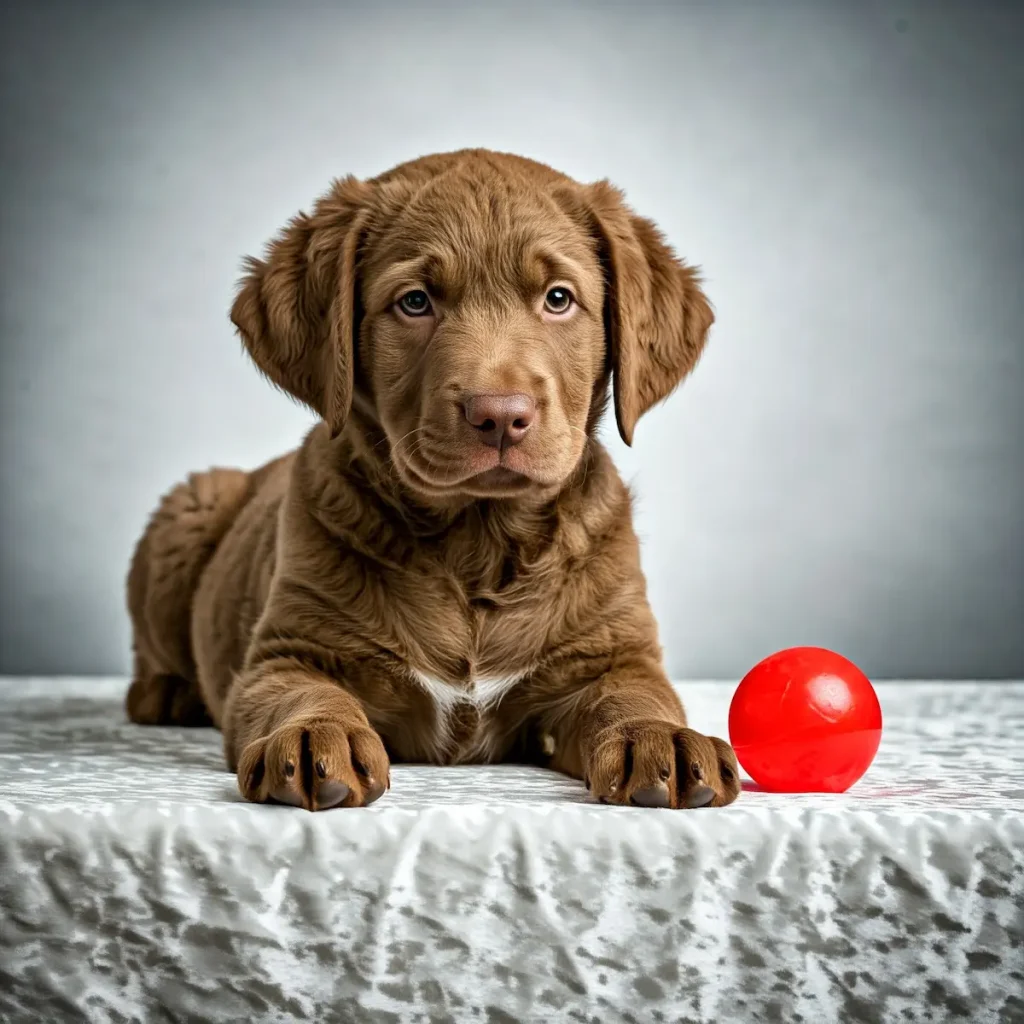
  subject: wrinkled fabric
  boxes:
[1,679,1021,1024]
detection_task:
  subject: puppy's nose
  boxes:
[463,393,536,449]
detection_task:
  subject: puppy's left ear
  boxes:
[580,181,714,446]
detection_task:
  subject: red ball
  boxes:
[728,647,882,793]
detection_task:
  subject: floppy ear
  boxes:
[230,176,371,437]
[584,181,714,446]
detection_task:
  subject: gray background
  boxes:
[1,0,1021,679]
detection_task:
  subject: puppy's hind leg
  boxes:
[126,468,251,726]
[126,647,212,726]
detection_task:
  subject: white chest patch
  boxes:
[409,668,526,759]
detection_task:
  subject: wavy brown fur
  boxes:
[126,149,740,811]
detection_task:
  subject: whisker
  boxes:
[382,427,425,453]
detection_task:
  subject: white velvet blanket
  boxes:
[1,679,1021,1023]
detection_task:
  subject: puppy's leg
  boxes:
[225,663,390,811]
[125,468,250,727]
[539,661,741,809]
[126,652,211,727]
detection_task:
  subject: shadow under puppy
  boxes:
[126,149,741,812]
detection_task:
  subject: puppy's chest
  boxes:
[407,665,525,763]
[398,590,543,763]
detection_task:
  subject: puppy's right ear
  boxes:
[230,176,372,437]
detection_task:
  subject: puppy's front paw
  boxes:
[587,721,740,809]
[237,719,391,810]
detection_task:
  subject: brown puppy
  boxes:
[126,149,741,811]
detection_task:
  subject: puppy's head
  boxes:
[231,150,713,503]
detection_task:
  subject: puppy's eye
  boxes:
[544,287,574,315]
[397,290,432,317]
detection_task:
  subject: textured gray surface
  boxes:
[1,1,1023,679]
[1,679,1022,1023]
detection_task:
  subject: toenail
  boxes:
[659,765,671,781]
[684,784,715,809]
[269,788,303,808]
[315,759,327,778]
[691,763,703,781]
[284,761,295,778]
[631,783,671,808]
[316,780,350,810]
